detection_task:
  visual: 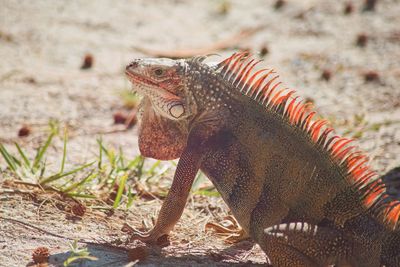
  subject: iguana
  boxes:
[124,52,400,267]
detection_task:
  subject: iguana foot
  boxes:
[205,215,250,244]
[122,223,170,246]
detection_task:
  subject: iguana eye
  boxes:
[154,68,164,76]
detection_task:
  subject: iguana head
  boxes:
[125,58,193,120]
[125,58,193,160]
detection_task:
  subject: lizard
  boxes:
[124,52,400,267]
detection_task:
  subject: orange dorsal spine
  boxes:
[214,52,400,230]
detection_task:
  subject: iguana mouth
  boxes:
[125,70,182,102]
[125,70,158,89]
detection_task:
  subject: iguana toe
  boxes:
[122,223,170,246]
[205,215,250,243]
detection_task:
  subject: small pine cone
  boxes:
[81,53,94,69]
[18,125,31,137]
[274,0,286,10]
[344,2,354,15]
[32,247,50,264]
[113,111,127,124]
[363,0,378,11]
[364,70,380,82]
[356,33,368,47]
[71,202,86,217]
[321,69,332,81]
[259,44,269,57]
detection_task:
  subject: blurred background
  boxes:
[1,0,400,266]
[1,0,399,168]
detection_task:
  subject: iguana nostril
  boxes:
[126,60,139,70]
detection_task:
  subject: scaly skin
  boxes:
[125,54,400,267]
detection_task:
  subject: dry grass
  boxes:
[0,129,265,266]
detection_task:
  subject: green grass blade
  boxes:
[33,133,54,170]
[40,161,95,185]
[62,171,96,193]
[191,172,206,192]
[63,255,97,267]
[14,142,30,168]
[48,119,60,135]
[146,160,160,176]
[126,155,142,170]
[145,163,171,183]
[107,167,115,180]
[126,186,135,209]
[96,137,103,169]
[10,155,21,167]
[108,149,116,168]
[118,147,125,169]
[66,193,96,199]
[59,176,76,189]
[60,127,68,173]
[113,174,128,209]
[97,139,117,167]
[39,161,47,178]
[0,143,18,172]
[135,156,145,179]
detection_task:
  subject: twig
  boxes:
[2,215,131,253]
[133,25,265,59]
[87,128,131,135]
[0,69,23,82]
[125,109,138,129]
[0,216,99,245]
[0,188,33,194]
[14,180,61,194]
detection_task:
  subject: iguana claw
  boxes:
[122,223,170,245]
[205,215,250,244]
[131,231,170,246]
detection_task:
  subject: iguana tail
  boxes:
[381,167,400,198]
[379,167,400,230]
[380,168,400,266]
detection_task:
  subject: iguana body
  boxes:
[125,53,400,267]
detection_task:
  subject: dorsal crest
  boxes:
[214,52,400,230]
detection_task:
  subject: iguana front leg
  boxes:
[129,136,204,244]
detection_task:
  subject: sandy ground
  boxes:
[1,0,400,266]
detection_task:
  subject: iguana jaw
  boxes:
[125,64,181,103]
[125,69,159,89]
